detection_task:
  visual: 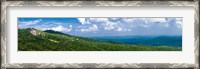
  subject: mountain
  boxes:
[18,28,181,51]
[93,36,182,47]
[44,30,71,36]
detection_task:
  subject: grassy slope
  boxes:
[18,28,181,51]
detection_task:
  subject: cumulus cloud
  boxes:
[48,25,72,32]
[115,27,131,32]
[165,18,183,28]
[80,25,98,32]
[77,18,134,32]
[78,18,110,25]
[77,18,90,25]
[103,21,118,31]
[102,21,131,32]
[175,18,182,28]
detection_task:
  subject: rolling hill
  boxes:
[18,28,181,51]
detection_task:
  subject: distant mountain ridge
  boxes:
[18,28,181,51]
[44,30,71,36]
[93,36,182,47]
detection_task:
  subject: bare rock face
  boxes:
[28,28,41,36]
[31,30,40,36]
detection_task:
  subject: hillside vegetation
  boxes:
[18,28,181,51]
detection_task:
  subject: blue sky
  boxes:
[18,18,182,37]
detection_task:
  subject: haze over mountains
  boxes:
[93,36,182,47]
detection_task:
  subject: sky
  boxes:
[18,18,182,37]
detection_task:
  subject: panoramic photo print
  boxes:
[18,18,182,51]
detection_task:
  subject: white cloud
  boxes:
[102,21,131,32]
[147,18,166,24]
[19,19,42,26]
[77,18,90,25]
[78,18,109,25]
[122,18,136,23]
[115,27,132,32]
[49,25,72,32]
[121,18,169,28]
[165,18,182,28]
[78,18,133,32]
[116,27,122,31]
[122,18,167,24]
[103,21,119,31]
[89,18,109,23]
[80,25,98,32]
[175,18,182,28]
[69,25,72,28]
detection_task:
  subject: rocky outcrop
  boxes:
[28,28,44,36]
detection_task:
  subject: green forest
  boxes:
[18,28,181,51]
